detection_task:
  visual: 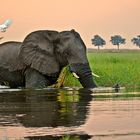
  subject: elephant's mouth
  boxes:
[69,63,97,88]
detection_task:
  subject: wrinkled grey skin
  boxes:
[0,29,97,88]
[0,41,25,88]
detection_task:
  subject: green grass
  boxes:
[64,52,140,91]
[89,52,140,91]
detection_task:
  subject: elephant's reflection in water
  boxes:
[0,90,92,128]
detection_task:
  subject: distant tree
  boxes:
[131,35,140,48]
[91,35,106,50]
[110,35,126,50]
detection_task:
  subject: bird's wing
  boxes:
[3,19,12,28]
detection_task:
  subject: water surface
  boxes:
[0,88,140,140]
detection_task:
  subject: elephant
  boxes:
[0,29,97,88]
[0,41,25,88]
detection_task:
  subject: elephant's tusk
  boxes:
[72,72,79,79]
[92,72,100,78]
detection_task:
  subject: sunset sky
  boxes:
[1,0,140,48]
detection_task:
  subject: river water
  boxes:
[0,88,140,140]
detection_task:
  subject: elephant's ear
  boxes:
[19,39,60,76]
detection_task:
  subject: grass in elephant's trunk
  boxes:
[53,66,81,88]
[53,66,69,88]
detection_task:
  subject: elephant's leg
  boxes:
[25,68,51,88]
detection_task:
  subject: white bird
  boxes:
[0,19,12,32]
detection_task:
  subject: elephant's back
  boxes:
[0,41,21,54]
[0,41,21,46]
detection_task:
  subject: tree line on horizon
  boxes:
[91,35,140,50]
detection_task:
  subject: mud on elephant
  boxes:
[0,29,97,88]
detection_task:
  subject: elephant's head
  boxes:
[54,29,97,88]
[19,29,97,88]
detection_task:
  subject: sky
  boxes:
[1,0,140,48]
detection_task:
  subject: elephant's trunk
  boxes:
[69,63,97,88]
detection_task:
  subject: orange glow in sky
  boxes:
[1,0,140,48]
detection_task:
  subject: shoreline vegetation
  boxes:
[62,49,140,92]
[87,48,140,53]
